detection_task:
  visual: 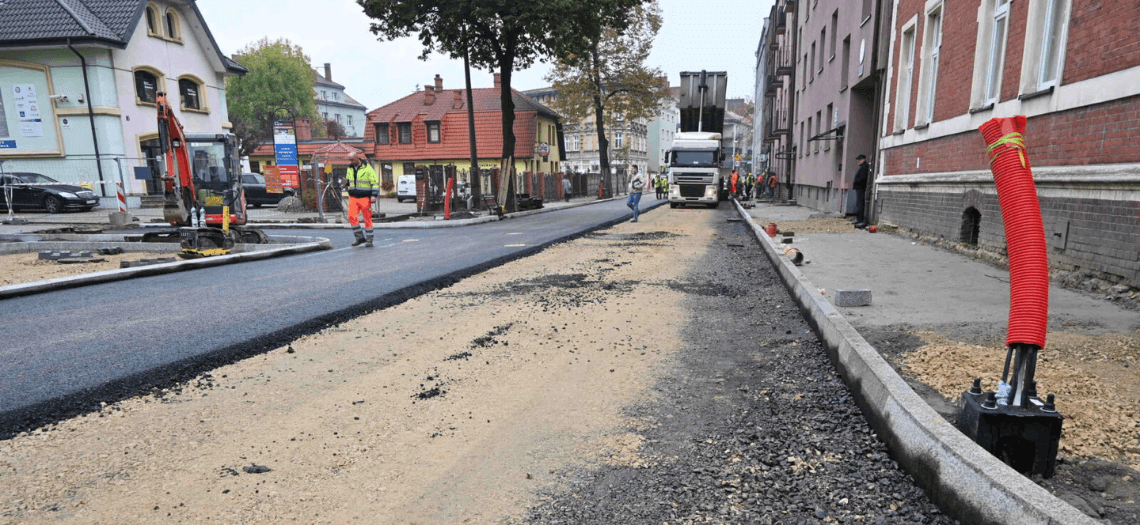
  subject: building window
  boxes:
[347,115,353,126]
[134,69,160,105]
[895,21,917,131]
[427,121,440,143]
[1020,0,1070,93]
[615,132,624,148]
[165,9,182,42]
[862,0,873,22]
[398,122,412,144]
[820,29,826,72]
[810,42,816,81]
[983,0,1011,105]
[335,114,342,123]
[321,90,327,100]
[571,135,579,151]
[403,162,416,175]
[841,36,851,89]
[375,123,389,144]
[918,4,943,125]
[178,77,202,111]
[830,11,839,59]
[806,117,812,154]
[145,4,160,36]
[322,112,328,119]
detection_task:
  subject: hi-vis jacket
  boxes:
[345,164,380,198]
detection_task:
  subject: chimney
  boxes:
[295,118,312,141]
[453,89,463,109]
[424,85,436,105]
[434,74,443,92]
[493,73,501,89]
[324,63,332,81]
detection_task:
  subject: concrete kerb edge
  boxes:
[0,238,333,301]
[732,199,1094,525]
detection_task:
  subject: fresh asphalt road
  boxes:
[0,198,665,430]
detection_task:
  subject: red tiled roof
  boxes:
[361,87,560,160]
[251,140,367,159]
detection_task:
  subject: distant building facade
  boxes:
[523,87,649,177]
[313,63,367,138]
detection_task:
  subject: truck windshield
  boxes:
[672,151,718,166]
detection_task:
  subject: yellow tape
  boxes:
[987,132,1028,169]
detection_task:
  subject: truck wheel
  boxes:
[669,203,678,209]
[708,201,719,209]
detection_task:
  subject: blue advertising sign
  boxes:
[273,120,298,165]
[0,140,16,149]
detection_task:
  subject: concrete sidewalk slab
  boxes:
[734,199,1099,525]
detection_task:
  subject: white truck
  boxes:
[668,71,730,209]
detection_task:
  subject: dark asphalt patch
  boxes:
[519,208,958,524]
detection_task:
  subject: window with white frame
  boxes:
[572,135,579,151]
[1019,0,1070,94]
[984,0,1011,105]
[917,2,943,125]
[895,20,917,131]
[615,132,624,148]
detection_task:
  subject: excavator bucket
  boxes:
[177,227,234,259]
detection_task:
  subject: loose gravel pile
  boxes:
[518,210,957,525]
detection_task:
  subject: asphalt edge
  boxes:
[243,194,632,229]
[0,238,333,301]
[0,200,664,439]
[732,199,1094,525]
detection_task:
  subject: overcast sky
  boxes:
[199,0,773,111]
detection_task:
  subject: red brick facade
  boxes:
[883,94,1140,174]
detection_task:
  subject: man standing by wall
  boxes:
[345,153,379,247]
[853,154,869,229]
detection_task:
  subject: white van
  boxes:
[396,175,416,203]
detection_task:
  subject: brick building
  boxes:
[878,0,1140,286]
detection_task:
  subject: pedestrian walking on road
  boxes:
[853,154,870,228]
[730,170,740,198]
[658,175,668,200]
[627,166,646,222]
[344,153,379,247]
[766,171,777,199]
[562,176,572,203]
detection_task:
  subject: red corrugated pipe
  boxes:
[978,116,1049,350]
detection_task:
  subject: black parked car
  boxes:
[241,173,295,207]
[0,172,100,213]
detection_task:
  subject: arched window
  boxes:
[178,77,204,111]
[145,5,159,36]
[134,69,160,104]
[165,8,182,42]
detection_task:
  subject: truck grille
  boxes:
[679,185,705,198]
[675,174,712,184]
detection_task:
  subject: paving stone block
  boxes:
[120,257,177,269]
[834,289,872,307]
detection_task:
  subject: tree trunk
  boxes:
[498,55,517,212]
[462,28,480,207]
[590,43,612,198]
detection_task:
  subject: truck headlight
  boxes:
[705,186,717,197]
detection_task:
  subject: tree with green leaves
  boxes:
[226,37,319,158]
[357,0,646,210]
[545,1,667,197]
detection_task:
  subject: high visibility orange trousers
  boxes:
[348,196,373,228]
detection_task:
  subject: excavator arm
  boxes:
[156,92,196,226]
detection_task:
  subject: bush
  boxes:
[384,190,397,198]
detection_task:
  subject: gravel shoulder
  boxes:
[0,251,181,286]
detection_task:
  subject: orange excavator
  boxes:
[152,92,267,257]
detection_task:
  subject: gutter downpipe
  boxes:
[784,4,798,204]
[66,38,107,197]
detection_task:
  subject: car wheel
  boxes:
[252,203,263,208]
[44,195,63,214]
[396,197,403,203]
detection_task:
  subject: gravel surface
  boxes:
[517,211,957,525]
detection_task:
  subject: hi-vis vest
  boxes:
[345,164,379,198]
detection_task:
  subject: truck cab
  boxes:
[667,132,728,208]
